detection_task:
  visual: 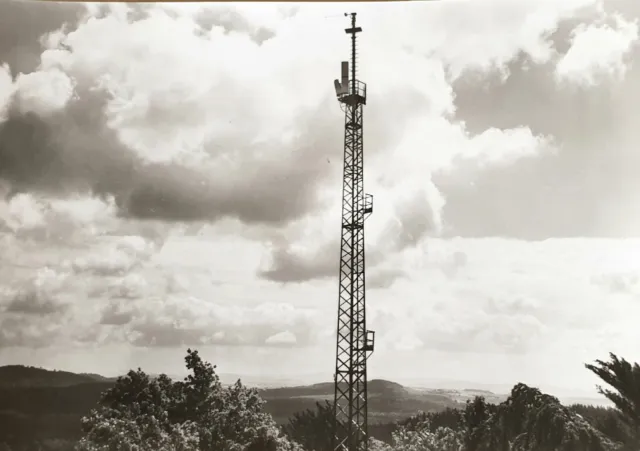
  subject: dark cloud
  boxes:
[259,187,445,284]
[259,243,336,283]
[441,12,640,239]
[0,270,69,348]
[258,234,402,285]
[100,302,134,326]
[0,267,68,318]
[258,102,445,284]
[4,1,640,298]
[0,317,61,348]
[0,4,354,230]
[5,290,63,316]
[119,133,332,226]
[257,8,618,285]
[0,95,134,198]
[0,90,339,227]
[0,0,84,75]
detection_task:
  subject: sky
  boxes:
[1,0,640,398]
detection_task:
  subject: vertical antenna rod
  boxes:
[332,12,374,451]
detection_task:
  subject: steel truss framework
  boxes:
[332,12,374,451]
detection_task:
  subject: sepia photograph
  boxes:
[1,0,640,450]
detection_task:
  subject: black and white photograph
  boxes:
[1,0,640,450]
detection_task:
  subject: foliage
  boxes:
[6,351,640,451]
[283,401,333,451]
[77,349,303,451]
[460,396,498,451]
[398,408,463,433]
[570,404,629,446]
[368,437,393,451]
[391,417,464,451]
[369,385,621,451]
[285,400,467,451]
[586,353,640,448]
[467,384,619,451]
[76,409,199,451]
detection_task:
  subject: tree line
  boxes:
[1,350,638,451]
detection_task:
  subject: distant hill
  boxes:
[0,365,116,388]
[0,365,467,447]
[1,365,553,450]
[0,364,618,451]
[259,379,409,399]
[258,378,461,424]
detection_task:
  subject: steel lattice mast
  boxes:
[331,12,375,451]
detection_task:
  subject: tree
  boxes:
[471,383,617,451]
[571,404,629,446]
[461,397,497,451]
[283,401,333,451]
[77,349,302,451]
[76,410,199,451]
[586,353,640,448]
[390,419,464,451]
[368,437,392,451]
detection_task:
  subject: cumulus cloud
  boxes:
[0,64,13,121]
[446,4,640,239]
[259,241,336,284]
[0,0,617,293]
[68,235,159,276]
[100,300,134,327]
[12,68,75,116]
[254,0,601,284]
[4,233,637,358]
[0,1,588,269]
[0,5,346,228]
[365,238,640,358]
[555,14,638,85]
[104,273,149,300]
[0,229,325,350]
[375,0,598,80]
[368,268,406,290]
[0,267,72,347]
[260,119,553,284]
[104,292,318,349]
[2,267,68,315]
[0,0,84,75]
[2,229,640,394]
[0,193,118,243]
[2,1,640,390]
[0,1,620,283]
[265,330,297,346]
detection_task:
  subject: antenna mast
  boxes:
[332,12,374,451]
